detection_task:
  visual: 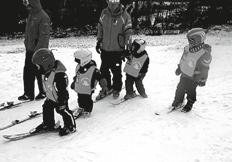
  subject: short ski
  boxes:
[111,94,138,106]
[3,121,61,141]
[0,111,42,131]
[93,90,113,103]
[154,104,185,115]
[0,100,32,111]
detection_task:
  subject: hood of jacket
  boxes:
[28,0,42,13]
[107,4,124,17]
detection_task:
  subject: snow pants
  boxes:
[77,93,93,113]
[100,50,123,92]
[125,74,146,95]
[42,99,76,129]
[172,76,198,106]
[23,51,44,98]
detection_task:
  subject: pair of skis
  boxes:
[94,89,139,106]
[3,121,61,141]
[2,94,138,141]
[2,107,83,141]
[93,90,114,103]
[154,103,185,115]
[0,100,32,111]
[0,111,42,131]
[110,94,139,106]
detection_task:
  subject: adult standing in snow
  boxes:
[95,0,132,100]
[18,0,50,101]
[171,28,212,112]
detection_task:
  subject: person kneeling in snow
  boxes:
[32,48,76,136]
[70,49,108,118]
[171,28,212,112]
[123,39,150,100]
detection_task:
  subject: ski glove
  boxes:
[99,78,108,92]
[70,82,75,90]
[175,64,181,76]
[138,73,146,80]
[198,80,206,87]
[96,41,102,54]
[70,76,77,90]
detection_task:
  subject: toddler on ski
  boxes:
[171,28,212,112]
[32,48,76,136]
[123,39,150,100]
[70,49,108,117]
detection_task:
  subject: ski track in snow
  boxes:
[0,34,232,162]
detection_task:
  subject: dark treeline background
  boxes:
[1,0,232,37]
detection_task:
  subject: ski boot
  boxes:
[59,126,76,136]
[169,102,184,111]
[140,93,148,98]
[82,111,91,118]
[181,101,193,113]
[35,92,46,100]
[113,90,120,99]
[124,91,137,100]
[18,94,34,101]
[73,108,84,119]
[95,89,113,101]
[35,123,58,133]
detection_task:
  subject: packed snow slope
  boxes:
[0,32,232,162]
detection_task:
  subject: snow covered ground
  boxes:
[0,32,232,162]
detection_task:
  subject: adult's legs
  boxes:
[23,51,37,98]
[36,69,45,94]
[110,53,122,92]
[100,51,112,90]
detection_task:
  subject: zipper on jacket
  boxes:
[108,17,113,50]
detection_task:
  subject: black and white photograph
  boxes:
[0,0,232,161]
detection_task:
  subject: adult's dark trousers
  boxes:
[125,74,146,95]
[172,76,198,106]
[42,99,76,128]
[23,51,44,98]
[100,50,122,92]
[77,93,93,113]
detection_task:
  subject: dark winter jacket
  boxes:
[179,44,212,82]
[97,4,132,52]
[24,0,50,52]
[71,60,102,93]
[43,60,69,106]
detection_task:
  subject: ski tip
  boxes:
[3,135,11,140]
[154,112,160,115]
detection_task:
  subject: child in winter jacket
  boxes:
[70,49,108,117]
[123,39,150,100]
[32,48,76,136]
[171,28,212,112]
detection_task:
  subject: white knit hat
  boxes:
[74,49,92,67]
[187,28,206,46]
